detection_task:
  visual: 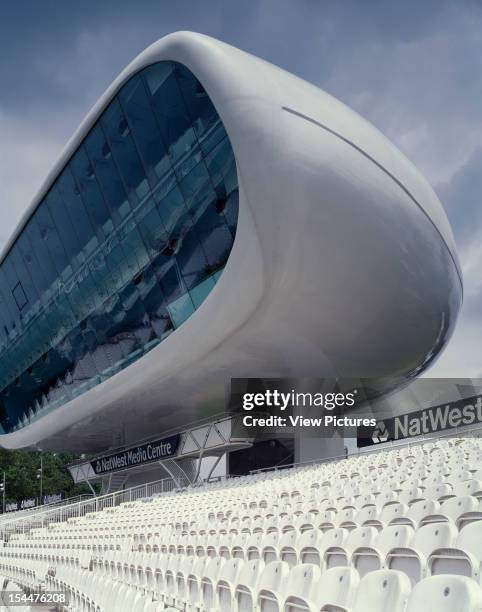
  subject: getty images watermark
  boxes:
[230,379,377,439]
[229,378,482,445]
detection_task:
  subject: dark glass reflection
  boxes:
[0,61,238,433]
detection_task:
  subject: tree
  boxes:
[0,449,94,509]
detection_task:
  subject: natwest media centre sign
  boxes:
[91,434,180,475]
[358,394,482,447]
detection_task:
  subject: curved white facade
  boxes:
[0,32,462,451]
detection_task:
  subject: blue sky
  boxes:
[0,0,481,376]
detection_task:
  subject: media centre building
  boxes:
[0,32,462,485]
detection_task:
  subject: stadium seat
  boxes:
[351,569,411,612]
[428,521,482,583]
[352,524,414,577]
[407,574,482,611]
[234,559,265,611]
[386,521,458,584]
[257,561,291,612]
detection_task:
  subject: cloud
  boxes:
[318,2,482,186]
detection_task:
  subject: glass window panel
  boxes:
[194,202,233,270]
[133,197,168,260]
[70,146,114,237]
[167,292,195,328]
[36,196,70,277]
[178,159,214,213]
[102,232,129,289]
[17,231,47,303]
[175,63,223,152]
[12,283,27,311]
[2,254,20,295]
[118,74,172,186]
[88,252,116,304]
[155,185,189,236]
[176,229,210,289]
[84,123,131,221]
[204,136,235,190]
[0,269,18,334]
[144,64,198,168]
[158,262,186,304]
[57,166,98,258]
[9,244,39,313]
[26,212,58,294]
[101,98,150,204]
[190,274,216,309]
[45,183,80,271]
[118,217,149,279]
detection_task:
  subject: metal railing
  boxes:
[0,475,190,538]
[0,493,95,522]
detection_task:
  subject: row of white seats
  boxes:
[48,559,482,612]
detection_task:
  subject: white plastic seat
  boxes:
[398,488,424,506]
[366,502,408,529]
[354,505,378,527]
[216,557,245,610]
[201,556,225,610]
[407,575,482,611]
[325,526,378,569]
[257,561,291,612]
[235,559,265,612]
[428,521,482,582]
[295,529,322,567]
[163,555,181,606]
[376,492,398,508]
[421,495,481,529]
[307,528,348,568]
[392,499,440,528]
[454,479,482,500]
[351,569,411,612]
[186,556,208,608]
[279,531,301,567]
[423,478,454,502]
[280,564,320,611]
[386,522,457,585]
[246,534,263,560]
[352,524,414,577]
[174,556,193,607]
[286,566,359,612]
[262,533,281,564]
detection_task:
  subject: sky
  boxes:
[0,0,481,377]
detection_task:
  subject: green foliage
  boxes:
[0,450,93,507]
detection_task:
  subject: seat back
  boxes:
[315,566,359,610]
[283,564,322,611]
[407,500,440,525]
[441,496,478,521]
[407,575,482,611]
[412,522,457,558]
[353,570,411,612]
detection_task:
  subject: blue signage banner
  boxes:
[90,434,181,475]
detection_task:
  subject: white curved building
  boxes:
[0,32,462,452]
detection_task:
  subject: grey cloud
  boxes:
[437,147,482,251]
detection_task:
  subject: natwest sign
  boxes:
[90,434,181,475]
[358,394,482,447]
